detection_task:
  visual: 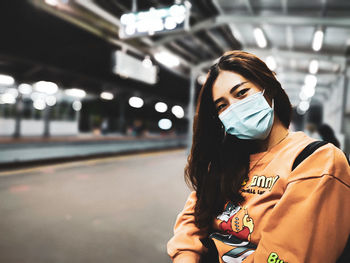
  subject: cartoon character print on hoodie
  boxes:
[210,202,257,263]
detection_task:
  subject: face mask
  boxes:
[218,90,274,140]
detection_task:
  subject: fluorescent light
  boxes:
[33,81,58,95]
[254,28,267,48]
[45,95,57,106]
[304,74,317,88]
[33,99,46,110]
[158,118,172,130]
[312,30,324,52]
[18,84,32,95]
[266,56,277,71]
[72,100,82,111]
[65,88,86,98]
[171,105,184,118]
[154,52,180,67]
[100,92,114,100]
[129,96,144,108]
[309,60,319,74]
[0,74,15,86]
[155,102,168,113]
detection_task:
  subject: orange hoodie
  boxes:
[167,131,350,263]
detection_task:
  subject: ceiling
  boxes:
[1,0,350,107]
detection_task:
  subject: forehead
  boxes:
[212,71,247,98]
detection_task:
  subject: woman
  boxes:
[167,51,350,263]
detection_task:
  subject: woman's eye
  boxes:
[217,104,226,112]
[236,88,249,97]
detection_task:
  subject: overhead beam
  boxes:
[194,47,346,72]
[153,14,350,47]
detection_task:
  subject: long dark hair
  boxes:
[185,51,292,230]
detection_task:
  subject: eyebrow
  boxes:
[214,81,248,105]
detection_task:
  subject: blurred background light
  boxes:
[5,88,19,98]
[45,95,57,106]
[164,17,177,30]
[0,93,16,104]
[254,27,267,48]
[155,102,168,113]
[154,51,180,67]
[299,90,309,101]
[301,85,315,98]
[158,118,172,130]
[142,56,153,68]
[299,100,310,112]
[0,74,15,86]
[304,74,317,88]
[197,74,207,85]
[266,56,277,71]
[100,91,114,100]
[65,88,86,98]
[18,83,32,95]
[120,13,136,25]
[72,100,82,111]
[33,81,58,95]
[33,99,46,110]
[171,105,184,118]
[129,96,144,108]
[312,29,324,51]
[30,92,46,101]
[125,25,136,35]
[45,0,58,6]
[309,60,319,74]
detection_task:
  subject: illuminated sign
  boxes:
[112,51,158,85]
[119,4,190,39]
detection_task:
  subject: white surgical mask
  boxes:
[218,90,274,140]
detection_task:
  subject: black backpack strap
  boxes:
[292,141,328,171]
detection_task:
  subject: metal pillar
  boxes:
[118,95,127,134]
[341,58,349,154]
[187,69,197,153]
[13,94,23,138]
[341,59,349,133]
[43,106,51,137]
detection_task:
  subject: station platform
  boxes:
[0,134,187,169]
[0,149,191,263]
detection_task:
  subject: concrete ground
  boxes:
[0,149,192,263]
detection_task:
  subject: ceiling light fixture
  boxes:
[154,51,180,67]
[309,60,319,74]
[312,29,324,52]
[254,27,267,48]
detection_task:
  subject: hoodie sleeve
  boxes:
[167,191,208,263]
[243,145,350,263]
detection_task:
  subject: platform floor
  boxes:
[0,149,191,263]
